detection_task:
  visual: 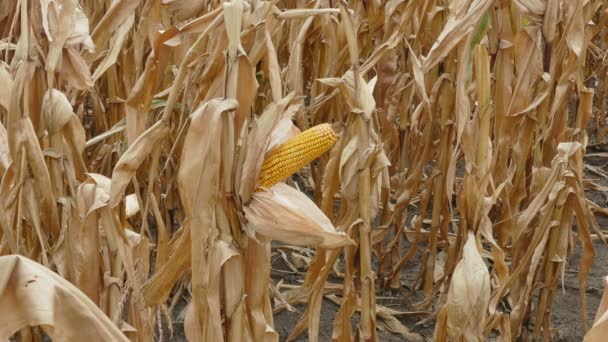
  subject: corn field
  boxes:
[1,0,608,341]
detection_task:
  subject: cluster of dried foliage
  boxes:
[0,0,607,341]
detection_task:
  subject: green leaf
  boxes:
[470,13,490,51]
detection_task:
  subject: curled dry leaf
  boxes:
[88,0,139,62]
[41,1,93,51]
[163,0,206,21]
[243,183,354,248]
[41,89,76,134]
[585,276,608,341]
[513,0,546,21]
[109,120,170,208]
[66,6,94,50]
[423,0,493,72]
[125,193,140,218]
[61,47,94,90]
[318,71,376,120]
[0,255,128,341]
[0,122,9,173]
[239,93,295,203]
[0,62,12,110]
[177,98,240,341]
[265,104,301,154]
[91,14,135,81]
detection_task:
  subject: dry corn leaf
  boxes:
[142,230,191,305]
[513,0,546,20]
[585,276,608,341]
[41,89,76,134]
[239,93,295,203]
[265,104,301,153]
[75,180,103,305]
[109,120,170,208]
[88,0,139,62]
[66,6,94,50]
[0,255,128,341]
[125,193,140,218]
[0,122,10,173]
[61,47,94,90]
[0,62,13,111]
[423,0,493,72]
[91,14,134,81]
[163,0,206,21]
[178,98,239,341]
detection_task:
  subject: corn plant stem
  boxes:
[389,175,434,281]
[3,0,19,63]
[222,6,247,340]
[289,0,321,131]
[134,18,229,318]
[532,210,563,337]
[160,13,224,123]
[108,246,122,323]
[216,3,251,340]
[140,147,159,254]
[14,149,26,255]
[425,170,443,297]
[357,116,375,341]
[150,195,169,270]
[286,247,343,341]
[19,0,28,60]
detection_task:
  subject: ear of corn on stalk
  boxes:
[258,123,338,189]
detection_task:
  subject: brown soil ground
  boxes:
[269,241,607,342]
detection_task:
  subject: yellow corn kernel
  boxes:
[258,123,338,189]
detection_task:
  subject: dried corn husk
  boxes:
[439,231,490,341]
[244,183,354,248]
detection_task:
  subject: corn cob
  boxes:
[258,123,338,189]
